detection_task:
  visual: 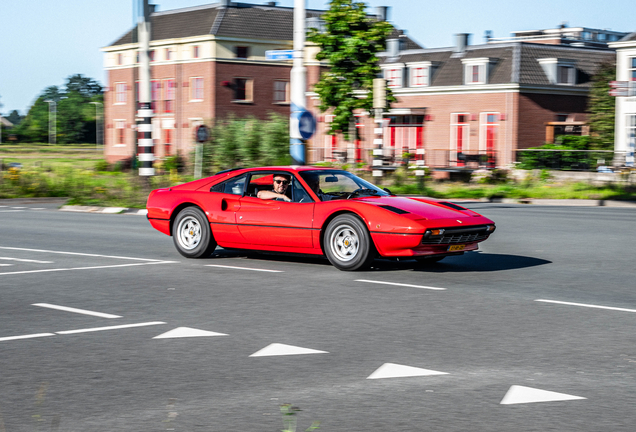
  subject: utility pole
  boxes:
[289,0,307,165]
[372,78,385,178]
[137,0,154,176]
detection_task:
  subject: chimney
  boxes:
[454,33,471,52]
[376,6,389,22]
[220,0,232,7]
[266,1,277,5]
[387,38,400,57]
[484,30,492,43]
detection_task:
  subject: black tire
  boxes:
[324,214,376,271]
[172,207,217,258]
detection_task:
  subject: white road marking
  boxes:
[355,279,446,291]
[0,333,56,342]
[0,246,165,262]
[32,303,122,319]
[10,207,26,209]
[249,343,328,357]
[206,264,283,273]
[0,261,177,276]
[56,321,166,335]
[0,257,53,264]
[367,363,449,379]
[500,385,586,405]
[0,264,12,267]
[536,299,636,313]
[30,208,46,210]
[153,327,228,339]
[0,210,23,213]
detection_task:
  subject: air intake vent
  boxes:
[438,202,468,211]
[379,205,409,214]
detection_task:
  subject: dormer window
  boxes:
[235,46,249,59]
[538,58,577,85]
[461,58,494,85]
[407,62,433,87]
[381,64,404,88]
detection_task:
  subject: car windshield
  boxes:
[299,170,390,201]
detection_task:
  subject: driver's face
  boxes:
[273,176,290,194]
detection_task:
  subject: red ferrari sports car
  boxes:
[146,166,495,271]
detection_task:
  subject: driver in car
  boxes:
[257,174,292,202]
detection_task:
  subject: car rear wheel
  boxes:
[324,214,376,271]
[172,207,217,258]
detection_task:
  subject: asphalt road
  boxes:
[1,202,635,431]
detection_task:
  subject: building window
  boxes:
[410,67,429,87]
[451,113,470,166]
[117,53,123,66]
[480,113,499,167]
[149,50,155,62]
[115,120,126,145]
[165,48,172,61]
[235,46,249,59]
[164,79,176,113]
[557,65,575,85]
[151,80,161,111]
[115,83,126,104]
[385,68,403,88]
[630,58,636,82]
[234,78,253,102]
[164,129,173,156]
[273,80,289,103]
[192,45,200,59]
[191,77,204,101]
[464,64,485,84]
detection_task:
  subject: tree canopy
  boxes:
[14,74,104,144]
[307,0,394,139]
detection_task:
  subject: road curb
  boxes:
[59,206,148,215]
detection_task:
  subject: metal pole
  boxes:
[44,100,56,145]
[372,78,386,178]
[289,0,306,165]
[89,102,102,151]
[138,0,154,176]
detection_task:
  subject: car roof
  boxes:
[217,166,339,176]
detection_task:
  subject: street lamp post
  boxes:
[44,100,56,145]
[89,102,103,151]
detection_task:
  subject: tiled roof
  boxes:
[382,42,615,88]
[619,32,636,42]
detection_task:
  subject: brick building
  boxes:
[101,0,325,163]
[320,31,618,169]
[609,32,636,166]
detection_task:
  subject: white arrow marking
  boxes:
[56,321,166,335]
[500,385,586,405]
[536,299,636,313]
[367,363,449,379]
[153,327,228,339]
[0,257,53,263]
[249,343,328,357]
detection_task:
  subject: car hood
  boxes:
[358,196,483,220]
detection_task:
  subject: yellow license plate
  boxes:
[448,245,466,251]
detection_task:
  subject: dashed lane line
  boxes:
[205,264,284,273]
[355,279,447,291]
[56,321,166,335]
[0,246,166,262]
[0,333,56,342]
[33,303,122,319]
[0,210,24,213]
[0,261,177,276]
[536,299,636,313]
[0,257,53,264]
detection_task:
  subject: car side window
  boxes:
[291,178,313,203]
[210,174,247,195]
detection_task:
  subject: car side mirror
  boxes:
[383,188,394,195]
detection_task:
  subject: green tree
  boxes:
[307,0,394,139]
[6,110,24,126]
[587,61,616,150]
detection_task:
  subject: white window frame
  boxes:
[479,112,499,153]
[461,58,491,85]
[114,120,126,147]
[114,82,127,104]
[273,80,290,104]
[407,62,432,87]
[381,64,404,88]
[190,77,204,102]
[538,58,577,85]
[450,113,470,165]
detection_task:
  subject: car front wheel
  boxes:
[172,207,217,258]
[324,214,376,271]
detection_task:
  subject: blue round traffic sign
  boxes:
[296,110,316,140]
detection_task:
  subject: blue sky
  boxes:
[1,0,634,115]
